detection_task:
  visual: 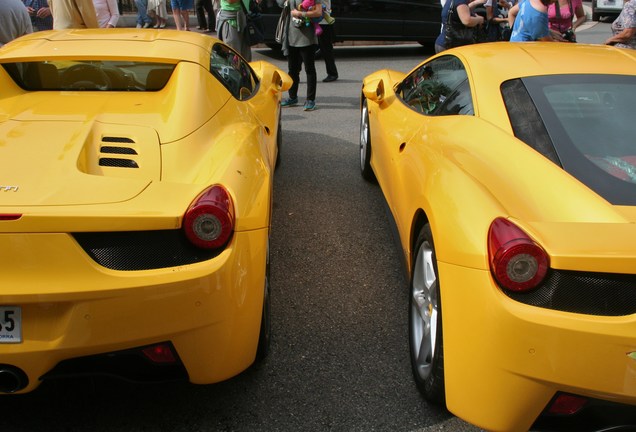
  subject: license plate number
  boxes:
[0,307,22,343]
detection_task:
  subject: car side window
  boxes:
[210,44,257,100]
[398,55,470,116]
[432,79,474,115]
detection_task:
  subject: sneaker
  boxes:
[281,97,298,107]
[303,100,316,111]
[136,23,142,28]
[143,22,152,28]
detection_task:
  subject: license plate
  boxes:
[0,306,22,343]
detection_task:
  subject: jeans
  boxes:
[135,0,152,25]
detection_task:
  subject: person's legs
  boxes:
[195,0,207,29]
[135,0,152,26]
[180,9,190,30]
[171,0,184,29]
[318,24,338,80]
[204,0,215,31]
[285,46,302,102]
[299,45,317,102]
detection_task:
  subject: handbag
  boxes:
[275,1,290,44]
[241,0,265,46]
[444,0,476,48]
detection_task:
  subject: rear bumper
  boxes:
[439,262,636,432]
[0,229,267,393]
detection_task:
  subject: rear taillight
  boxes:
[141,343,178,364]
[183,185,234,249]
[546,393,588,415]
[488,218,549,292]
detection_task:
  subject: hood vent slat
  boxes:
[99,136,139,169]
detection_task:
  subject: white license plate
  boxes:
[0,306,22,343]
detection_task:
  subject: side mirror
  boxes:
[362,79,385,104]
[250,60,292,95]
[274,70,293,94]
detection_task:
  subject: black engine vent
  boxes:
[99,137,139,168]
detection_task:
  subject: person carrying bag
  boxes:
[240,0,265,46]
[443,0,486,49]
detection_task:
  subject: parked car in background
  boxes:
[259,0,442,50]
[592,0,624,21]
[0,29,291,394]
[360,42,636,431]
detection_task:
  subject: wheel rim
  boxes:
[360,100,369,171]
[410,240,438,380]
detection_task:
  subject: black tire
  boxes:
[359,98,376,182]
[255,240,271,362]
[592,1,599,21]
[409,224,445,404]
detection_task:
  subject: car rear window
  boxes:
[503,74,636,206]
[1,60,176,91]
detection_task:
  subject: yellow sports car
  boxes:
[0,29,291,394]
[360,43,636,432]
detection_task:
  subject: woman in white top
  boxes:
[92,0,119,27]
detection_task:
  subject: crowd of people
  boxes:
[0,0,215,41]
[437,0,635,49]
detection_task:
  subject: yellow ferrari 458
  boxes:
[0,29,291,394]
[360,43,636,432]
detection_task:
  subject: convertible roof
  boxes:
[0,29,214,66]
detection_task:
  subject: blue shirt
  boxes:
[510,0,549,41]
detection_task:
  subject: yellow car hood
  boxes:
[0,99,161,206]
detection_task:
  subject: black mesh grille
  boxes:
[101,146,137,155]
[102,136,135,143]
[72,230,224,271]
[505,270,636,316]
[99,157,139,168]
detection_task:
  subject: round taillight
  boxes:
[488,218,549,292]
[183,185,234,249]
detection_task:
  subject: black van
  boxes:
[258,0,443,49]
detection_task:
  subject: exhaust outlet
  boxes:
[0,365,28,393]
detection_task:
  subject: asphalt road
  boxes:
[0,23,614,432]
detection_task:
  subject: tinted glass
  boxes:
[1,61,176,91]
[210,43,257,100]
[398,55,470,116]
[508,74,636,205]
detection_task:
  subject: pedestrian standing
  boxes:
[508,0,557,41]
[135,0,154,27]
[278,0,321,111]
[216,0,251,60]
[0,0,33,46]
[92,0,120,27]
[23,0,53,31]
[48,0,99,29]
[196,0,216,31]
[605,0,636,48]
[318,0,338,82]
[172,0,193,30]
[148,0,168,28]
